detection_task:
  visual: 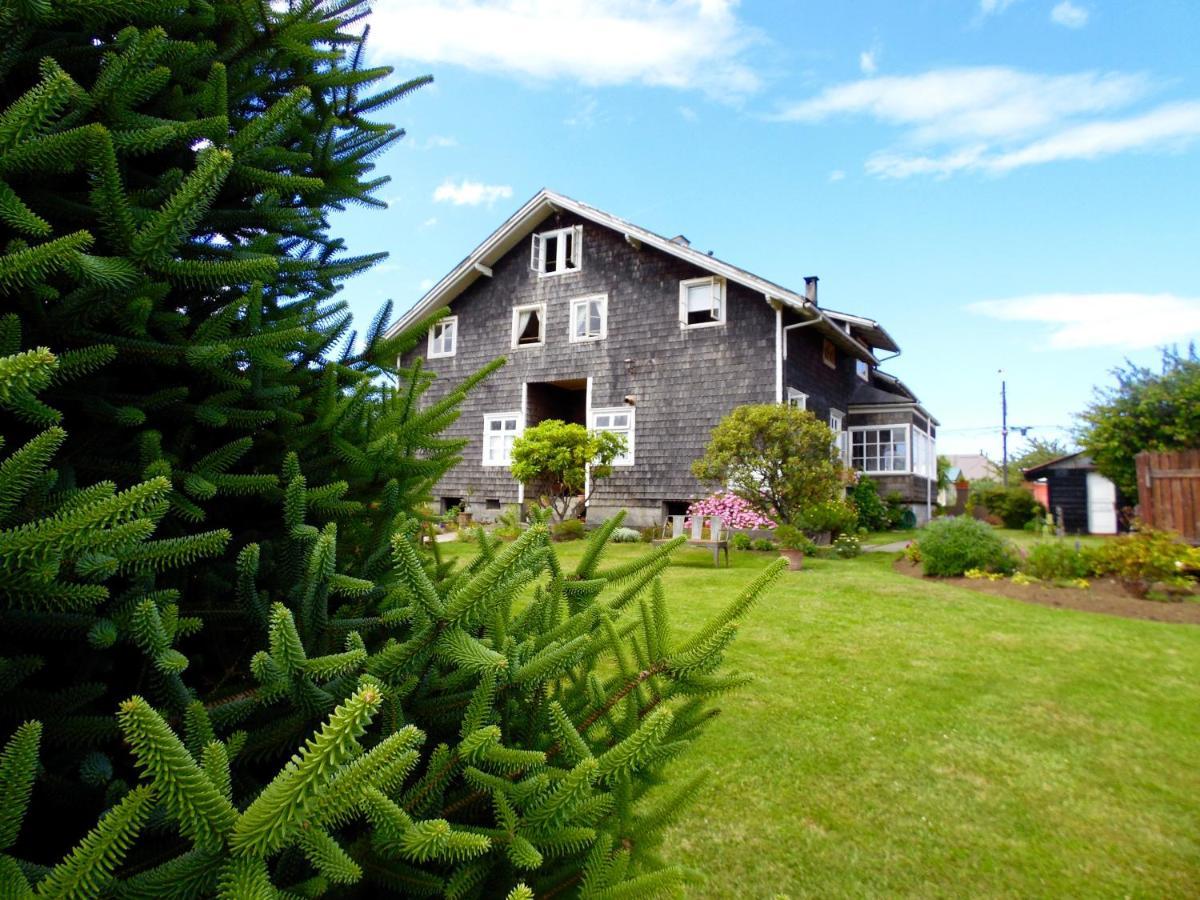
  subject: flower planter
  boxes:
[779,548,805,571]
[457,512,473,527]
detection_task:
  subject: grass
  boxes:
[439,539,1200,897]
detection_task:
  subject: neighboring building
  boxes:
[389,190,939,527]
[1023,452,1123,534]
[946,453,994,483]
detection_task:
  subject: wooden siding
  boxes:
[1136,450,1200,544]
[1044,469,1089,534]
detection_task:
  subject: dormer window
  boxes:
[531,225,582,276]
[427,316,457,358]
[679,276,725,328]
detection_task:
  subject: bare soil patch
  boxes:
[893,557,1200,625]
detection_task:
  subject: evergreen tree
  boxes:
[0,1,779,895]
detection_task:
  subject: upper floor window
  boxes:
[591,407,634,466]
[512,303,545,348]
[570,294,607,342]
[679,276,725,328]
[531,225,582,276]
[483,412,522,466]
[822,338,837,369]
[850,426,908,474]
[786,388,808,410]
[428,316,457,358]
[855,359,870,381]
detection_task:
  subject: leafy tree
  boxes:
[936,454,954,494]
[0,1,774,895]
[989,438,1072,479]
[692,404,843,527]
[511,419,627,521]
[1078,347,1200,497]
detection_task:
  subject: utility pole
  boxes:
[1000,372,1009,487]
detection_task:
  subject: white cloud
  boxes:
[679,105,699,122]
[979,0,1019,14]
[432,179,513,206]
[368,0,761,98]
[970,293,1200,349]
[859,50,878,76]
[419,217,438,230]
[828,169,845,181]
[1050,1,1088,28]
[565,97,598,128]
[775,66,1200,177]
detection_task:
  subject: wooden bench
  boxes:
[653,514,729,567]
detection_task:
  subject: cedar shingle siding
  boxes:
[400,205,936,526]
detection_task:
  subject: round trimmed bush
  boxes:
[918,517,1019,577]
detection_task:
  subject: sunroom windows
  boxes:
[427,316,456,358]
[679,276,725,328]
[590,408,634,466]
[848,423,934,478]
[483,413,522,466]
[531,226,582,276]
[570,294,607,342]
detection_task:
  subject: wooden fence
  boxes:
[1135,450,1200,544]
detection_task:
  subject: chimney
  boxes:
[804,276,819,305]
[670,234,690,247]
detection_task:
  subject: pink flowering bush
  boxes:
[687,492,776,530]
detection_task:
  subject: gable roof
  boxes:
[1022,451,1093,478]
[384,189,888,362]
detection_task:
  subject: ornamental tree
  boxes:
[510,419,627,521]
[692,404,844,527]
[687,492,776,529]
[1078,346,1200,497]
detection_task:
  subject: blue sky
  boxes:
[330,0,1200,458]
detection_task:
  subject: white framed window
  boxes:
[531,225,582,276]
[786,388,808,410]
[512,303,546,348]
[570,294,607,342]
[829,409,847,462]
[590,407,634,466]
[855,359,870,381]
[679,276,725,328]
[850,426,909,474]
[483,412,522,466]
[912,426,935,480]
[427,316,457,358]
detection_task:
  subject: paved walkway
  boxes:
[863,540,910,553]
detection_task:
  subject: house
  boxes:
[1022,452,1123,534]
[389,190,939,528]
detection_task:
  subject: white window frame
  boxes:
[427,315,457,359]
[855,359,870,381]
[590,406,634,466]
[530,225,583,277]
[569,293,608,343]
[482,412,523,467]
[679,276,726,329]
[829,409,847,462]
[848,424,911,475]
[786,388,808,410]
[912,425,935,480]
[511,302,547,349]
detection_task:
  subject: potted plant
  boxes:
[459,488,475,527]
[775,524,812,571]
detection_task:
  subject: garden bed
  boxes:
[893,557,1200,625]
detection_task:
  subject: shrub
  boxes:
[798,498,859,537]
[611,526,642,543]
[1089,527,1200,582]
[511,420,626,521]
[775,525,816,553]
[1023,541,1092,581]
[687,491,776,529]
[730,532,754,551]
[493,504,525,540]
[972,485,1045,530]
[551,518,587,541]
[849,477,890,531]
[639,525,659,543]
[752,538,777,552]
[832,533,863,558]
[903,541,922,564]
[918,517,1019,577]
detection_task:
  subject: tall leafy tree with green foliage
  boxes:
[511,419,627,522]
[1078,347,1200,497]
[0,2,775,894]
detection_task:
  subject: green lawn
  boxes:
[440,540,1200,897]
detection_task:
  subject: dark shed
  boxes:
[1023,452,1122,535]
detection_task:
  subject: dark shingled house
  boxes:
[388,190,939,527]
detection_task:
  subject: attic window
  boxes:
[531,226,582,276]
[822,338,837,369]
[679,277,725,328]
[512,303,545,348]
[856,359,870,381]
[428,316,457,358]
